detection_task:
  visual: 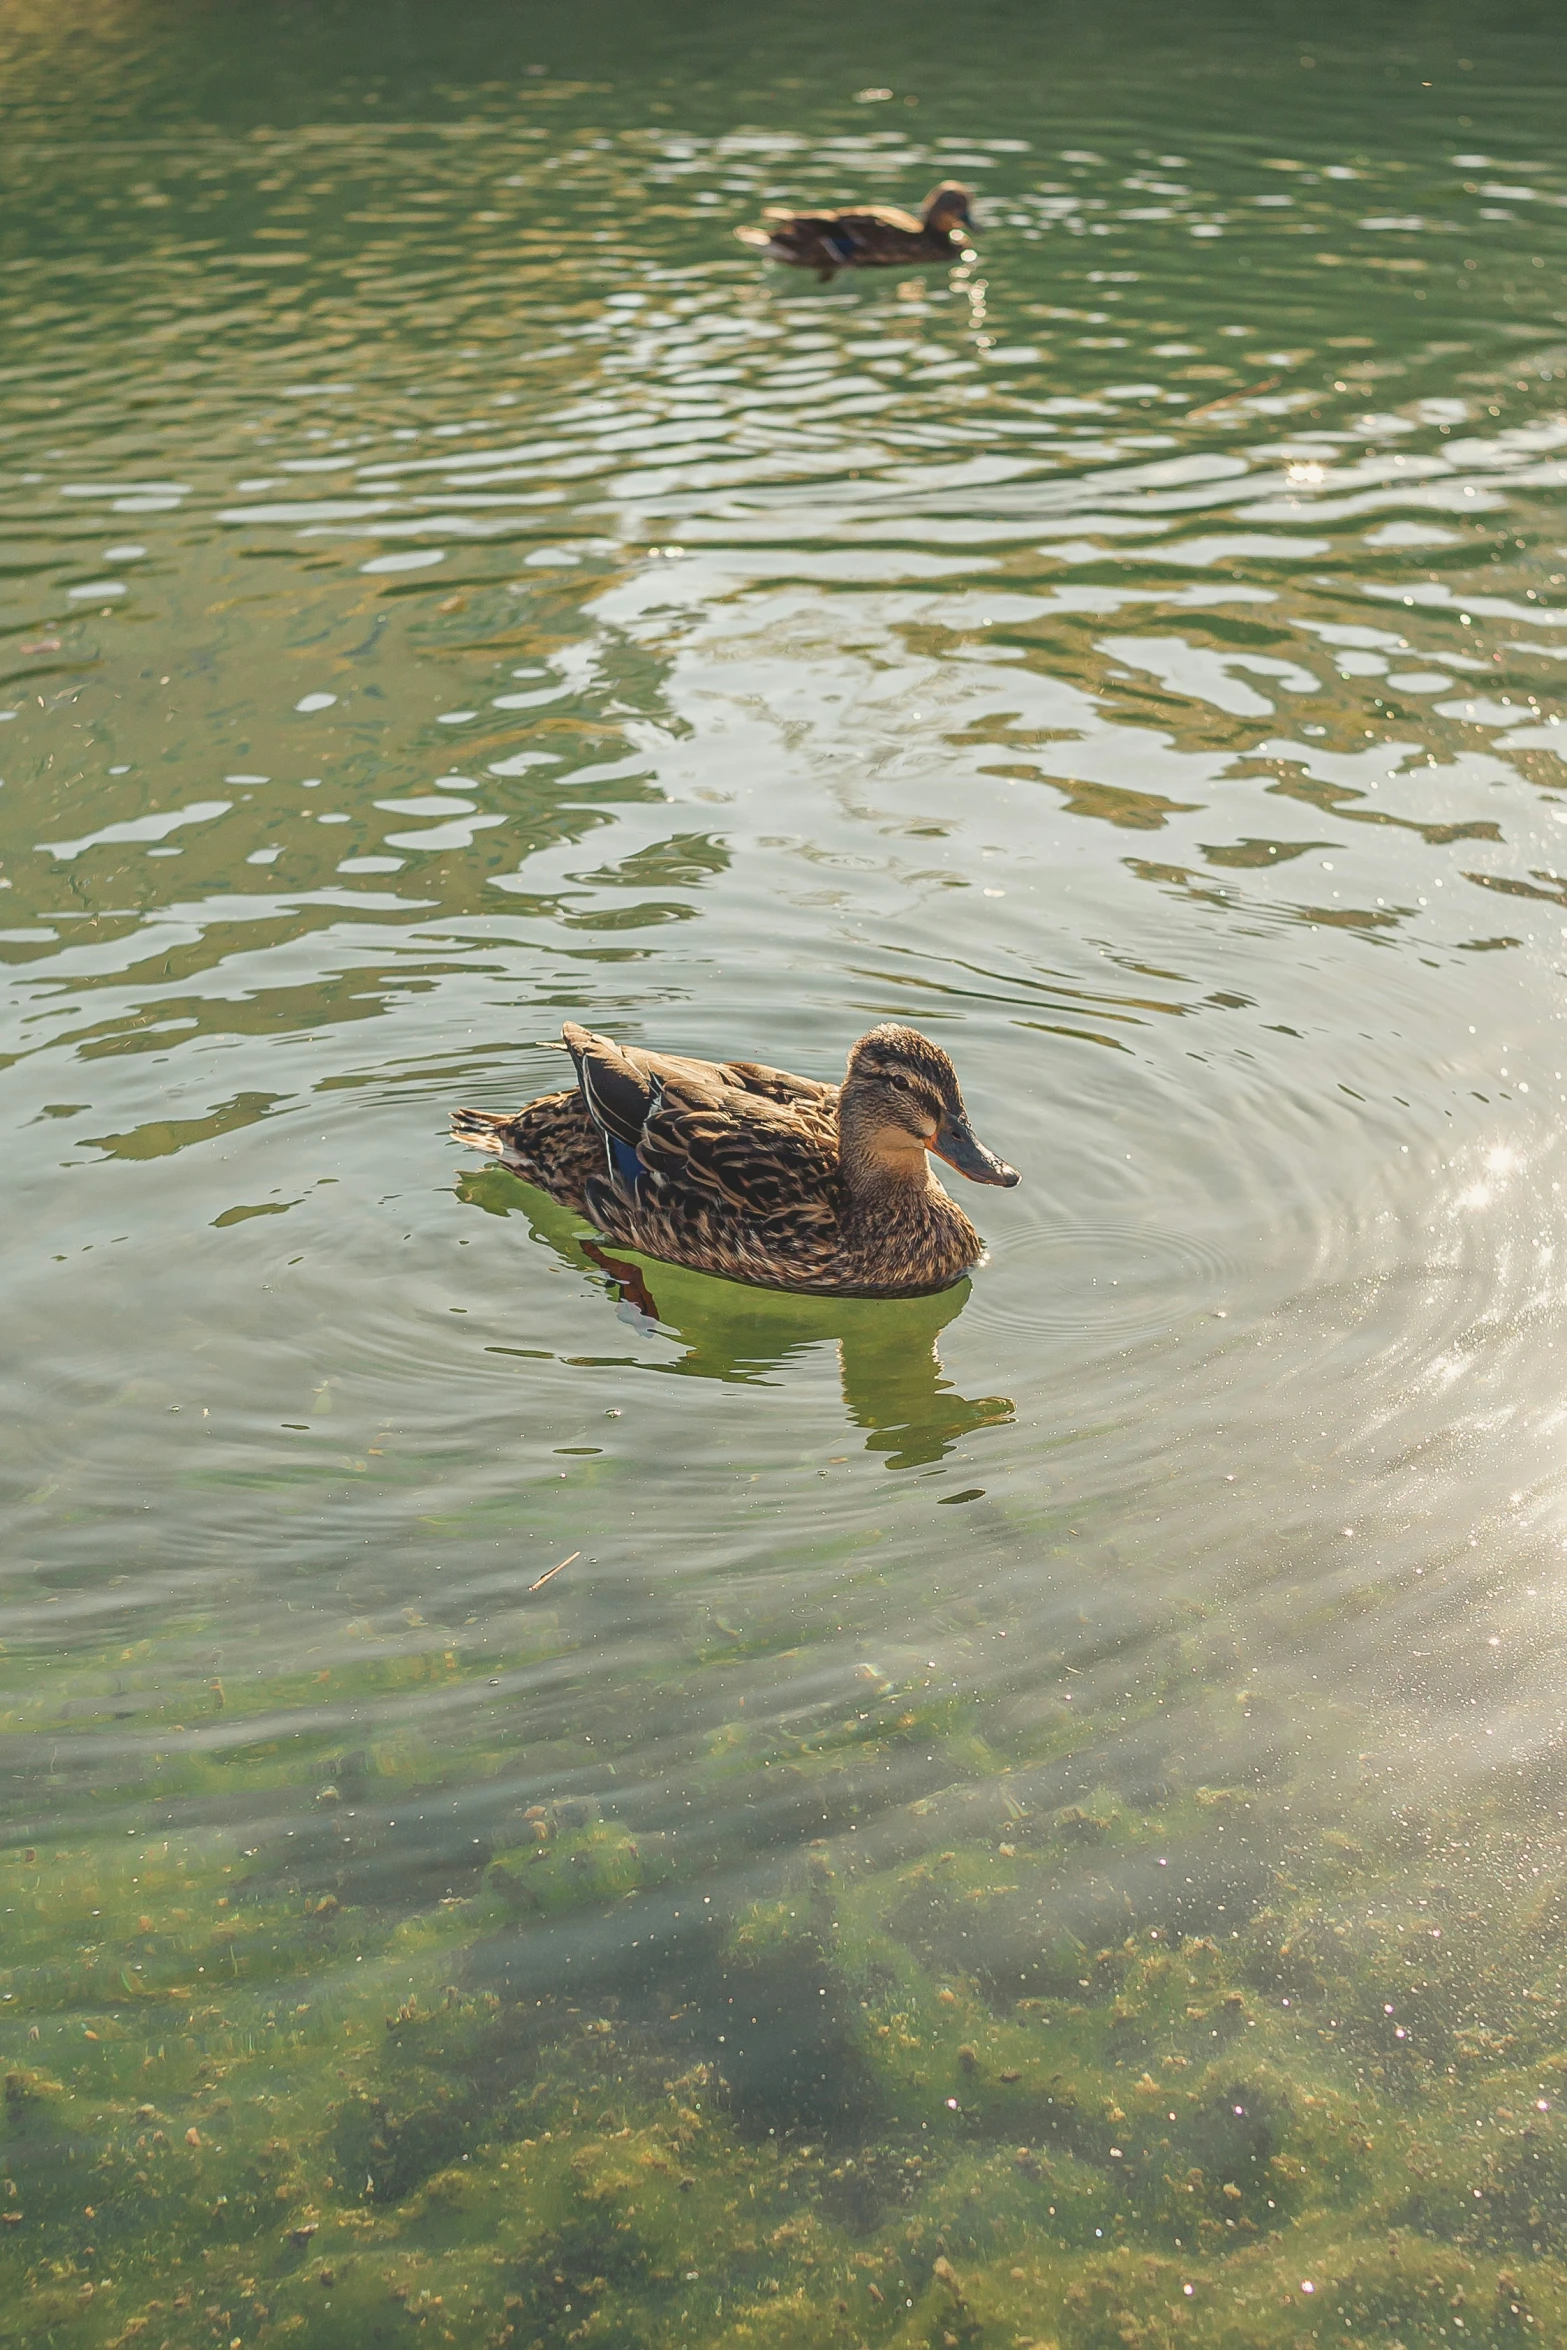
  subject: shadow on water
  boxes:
[457,1164,1015,1469]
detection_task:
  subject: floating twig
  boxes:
[1186,374,1281,422]
[528,1551,579,1595]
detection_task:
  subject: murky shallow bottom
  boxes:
[5,1,1567,2342]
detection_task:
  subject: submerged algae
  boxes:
[2,1616,1566,2350]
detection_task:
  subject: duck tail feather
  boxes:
[449,1108,510,1155]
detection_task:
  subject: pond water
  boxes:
[4,3,1567,2344]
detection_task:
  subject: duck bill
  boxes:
[932,1111,1020,1188]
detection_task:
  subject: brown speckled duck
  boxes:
[735,182,976,283]
[450,1020,1018,1297]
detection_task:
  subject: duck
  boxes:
[735,181,975,283]
[450,1019,1018,1297]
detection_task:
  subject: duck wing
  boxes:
[758,202,924,236]
[823,204,925,236]
[719,1059,837,1113]
[563,1021,843,1223]
[633,1078,839,1225]
[562,1022,653,1151]
[564,1022,834,1120]
[739,202,924,272]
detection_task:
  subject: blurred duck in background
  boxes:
[735,181,975,282]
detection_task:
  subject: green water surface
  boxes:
[5,4,1567,2345]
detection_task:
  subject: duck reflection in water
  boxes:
[457,1171,1013,1471]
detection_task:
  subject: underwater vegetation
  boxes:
[3,1606,1566,2350]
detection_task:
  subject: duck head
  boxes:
[922,182,975,235]
[840,1023,1018,1190]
